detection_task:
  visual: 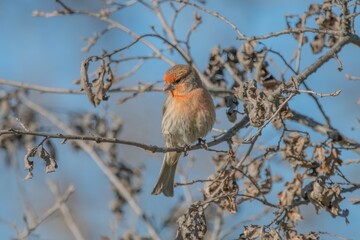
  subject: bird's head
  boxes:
[163,64,202,96]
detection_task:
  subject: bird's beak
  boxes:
[163,83,174,92]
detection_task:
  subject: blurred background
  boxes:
[0,0,359,239]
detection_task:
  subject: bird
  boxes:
[151,64,216,197]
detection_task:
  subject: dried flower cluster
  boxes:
[176,203,207,240]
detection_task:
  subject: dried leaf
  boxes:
[24,171,33,180]
[225,95,239,123]
[244,166,273,198]
[204,45,226,87]
[278,173,303,206]
[38,148,57,173]
[176,203,207,240]
[80,59,113,107]
[239,225,281,240]
[310,34,325,54]
[286,229,319,240]
[234,80,269,127]
[260,167,272,194]
[308,4,321,15]
[235,80,291,128]
[239,225,263,239]
[24,148,36,171]
[327,35,338,48]
[237,42,258,71]
[281,133,313,168]
[302,176,349,222]
[204,169,239,213]
[314,147,342,176]
[286,206,303,227]
[80,60,97,107]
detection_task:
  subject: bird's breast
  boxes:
[162,88,215,146]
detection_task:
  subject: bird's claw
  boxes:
[198,138,208,149]
[183,144,190,156]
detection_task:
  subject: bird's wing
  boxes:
[161,95,179,147]
[162,95,170,116]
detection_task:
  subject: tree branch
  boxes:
[18,94,161,240]
[0,116,250,154]
[17,185,75,240]
[238,28,340,41]
[48,181,85,240]
[0,78,232,96]
[172,0,246,38]
[290,111,360,155]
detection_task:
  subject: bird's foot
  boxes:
[183,144,190,156]
[198,138,208,149]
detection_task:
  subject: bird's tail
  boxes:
[151,152,181,197]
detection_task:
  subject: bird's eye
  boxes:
[174,78,181,85]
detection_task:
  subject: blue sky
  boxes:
[0,0,359,239]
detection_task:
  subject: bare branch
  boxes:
[0,78,82,94]
[0,78,232,96]
[285,89,342,97]
[47,181,85,240]
[271,35,357,98]
[302,82,334,127]
[0,115,250,154]
[238,28,340,41]
[343,159,360,165]
[33,2,176,66]
[17,94,161,240]
[17,185,75,240]
[174,179,212,187]
[172,0,246,38]
[243,93,296,143]
[290,111,360,155]
[81,25,115,52]
[345,73,360,80]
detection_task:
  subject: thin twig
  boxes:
[268,48,335,127]
[236,134,259,168]
[302,82,334,127]
[18,94,161,240]
[285,89,342,97]
[48,181,85,240]
[343,159,360,165]
[318,231,351,240]
[238,27,340,41]
[174,179,212,187]
[219,206,272,240]
[0,78,232,96]
[345,73,360,80]
[0,78,83,94]
[290,111,360,155]
[84,33,187,65]
[17,185,75,240]
[115,60,145,82]
[117,80,162,104]
[172,0,246,38]
[274,35,354,97]
[81,25,115,52]
[0,116,250,154]
[34,1,175,66]
[243,93,296,143]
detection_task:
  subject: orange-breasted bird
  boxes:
[151,64,216,197]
